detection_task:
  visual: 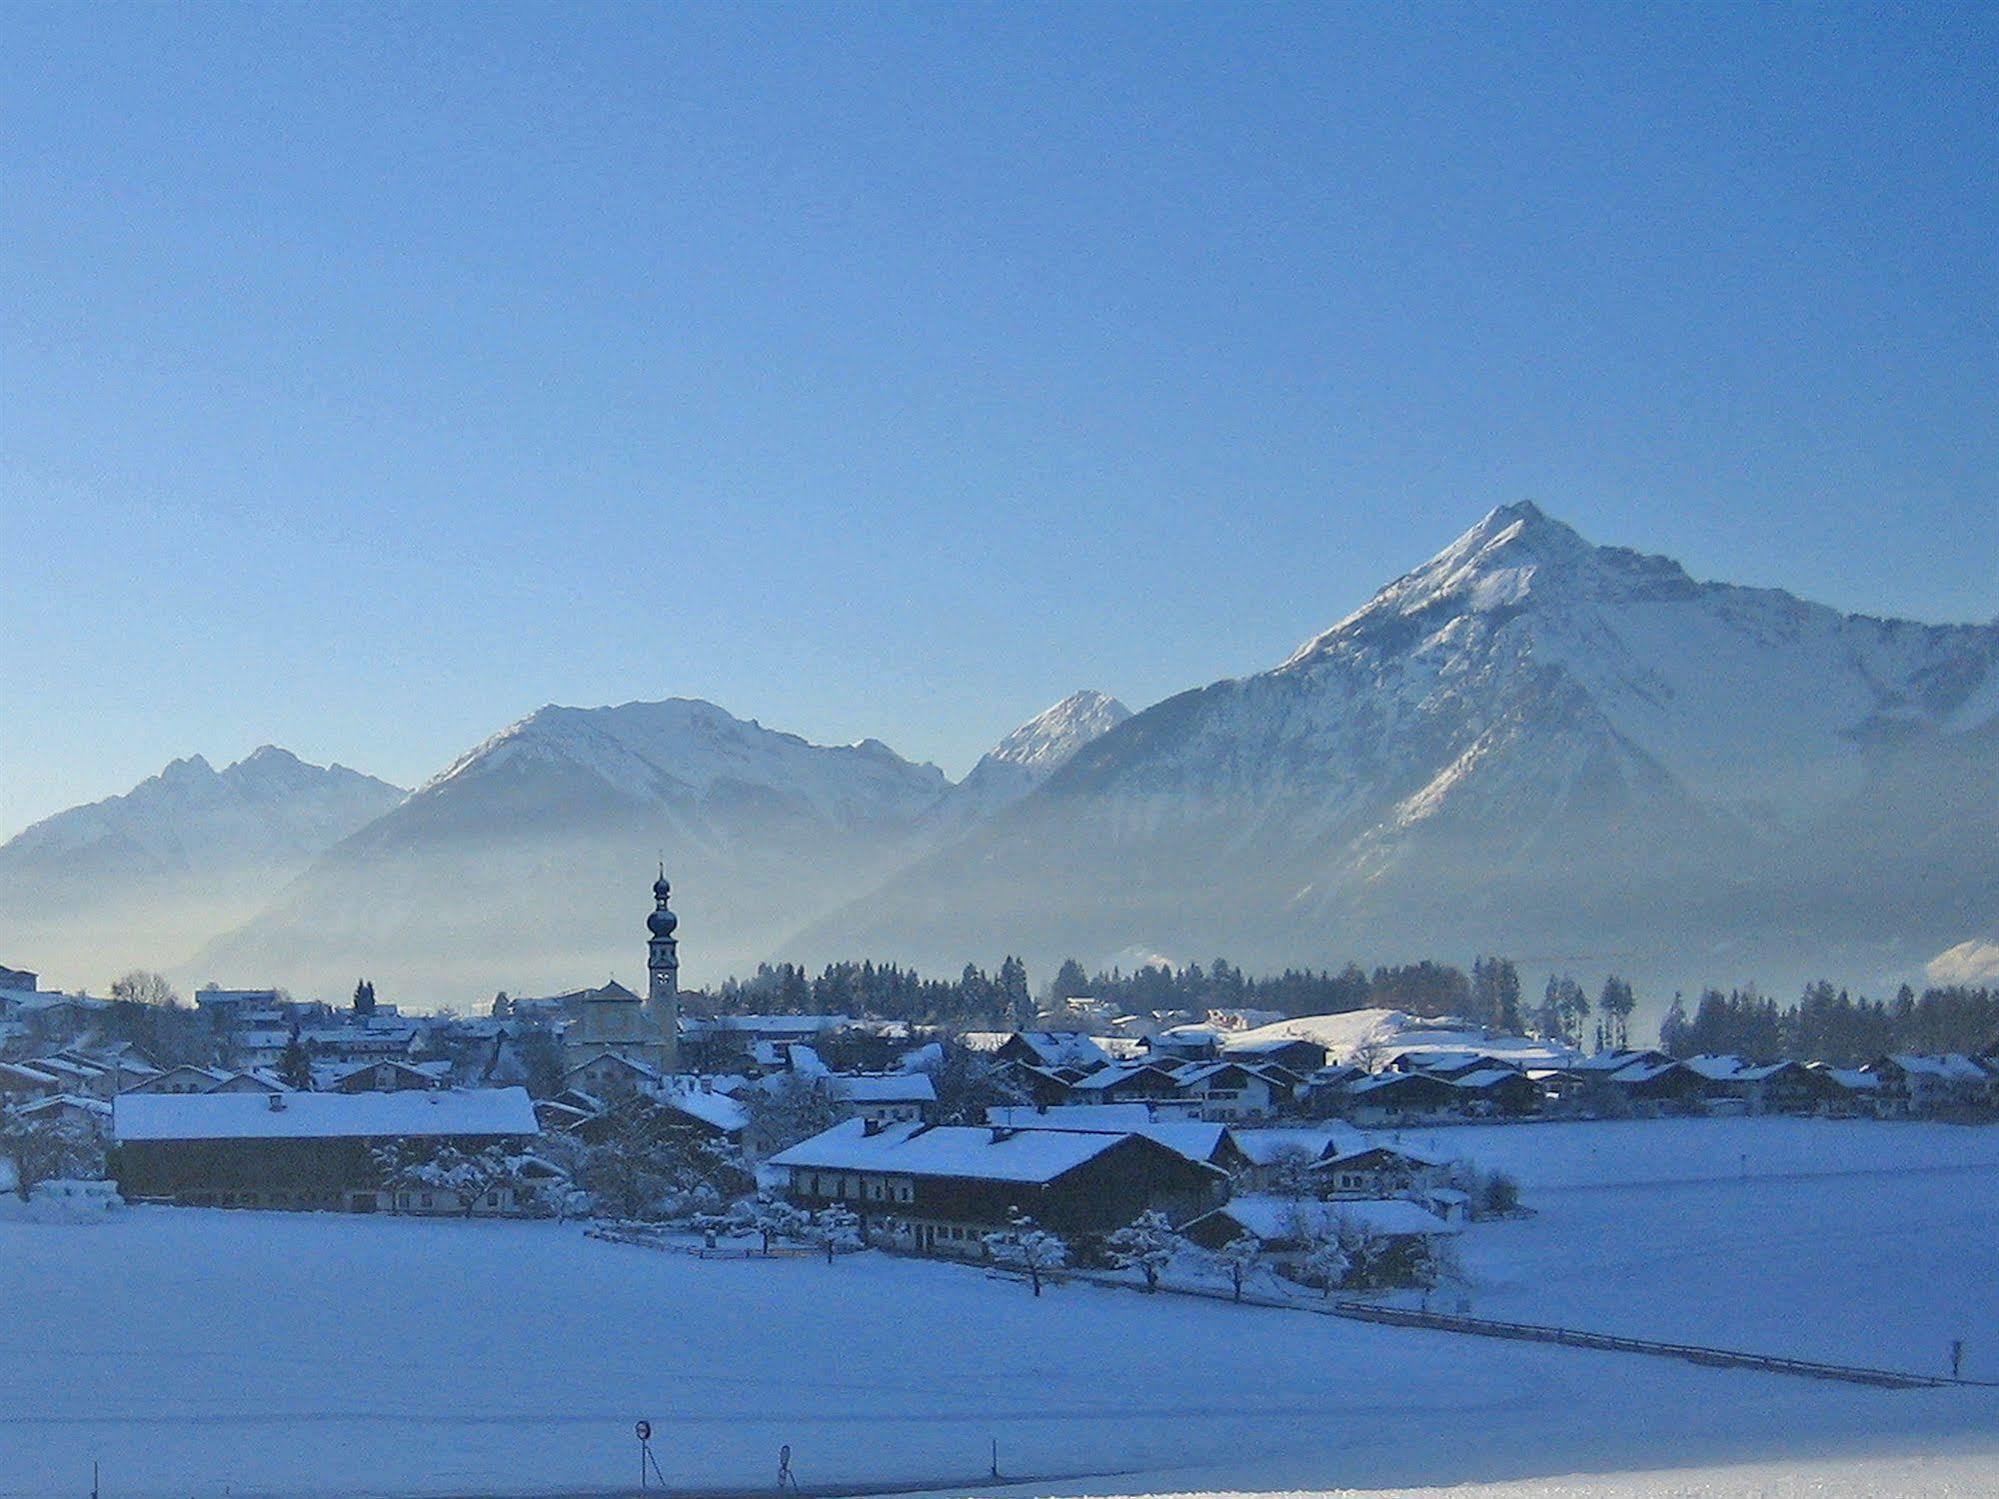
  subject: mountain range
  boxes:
[0,748,404,989]
[5,506,1993,1006]
[799,503,1997,997]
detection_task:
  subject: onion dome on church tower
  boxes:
[649,865,678,937]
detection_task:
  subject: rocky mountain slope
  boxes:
[796,505,1998,998]
[920,690,1130,837]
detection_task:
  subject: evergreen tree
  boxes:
[353,979,376,1017]
[277,1027,314,1091]
[1049,958,1091,1005]
[999,955,1033,1030]
[1598,975,1636,1050]
[1494,959,1523,1033]
[1658,992,1691,1056]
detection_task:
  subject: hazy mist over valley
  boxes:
[5,9,1996,1498]
[8,508,1991,1020]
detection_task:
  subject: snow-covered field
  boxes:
[2,1119,1994,1498]
[1103,1448,1999,1499]
[1349,1119,1999,1375]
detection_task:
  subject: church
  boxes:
[562,869,681,1080]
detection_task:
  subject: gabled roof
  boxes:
[983,1108,1237,1164]
[1010,1031,1115,1071]
[565,1052,663,1081]
[653,1087,749,1135]
[1192,1194,1457,1243]
[1449,1066,1533,1090]
[1070,1061,1179,1092]
[1569,1048,1671,1074]
[1318,1140,1453,1169]
[113,1087,538,1143]
[18,1092,111,1120]
[1881,1053,1991,1081]
[769,1118,1188,1185]
[1219,1035,1323,1058]
[831,1073,936,1104]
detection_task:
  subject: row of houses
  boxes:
[764,1112,1464,1279]
[979,1031,1324,1122]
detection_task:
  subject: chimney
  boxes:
[862,1117,884,1137]
[990,1125,1015,1143]
[267,1092,287,1111]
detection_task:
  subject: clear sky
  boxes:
[4,2,1994,840]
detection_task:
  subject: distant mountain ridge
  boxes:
[185,692,1128,1003]
[923,690,1131,835]
[10,505,1993,1007]
[796,505,1998,1000]
[0,748,405,985]
[2,747,403,872]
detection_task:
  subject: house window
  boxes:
[420,1193,434,1208]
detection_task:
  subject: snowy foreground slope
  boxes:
[3,1123,1995,1499]
[1372,1119,1999,1371]
[1089,1450,1999,1499]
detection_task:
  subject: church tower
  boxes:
[646,866,681,1074]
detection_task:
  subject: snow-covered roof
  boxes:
[1320,1140,1453,1169]
[1346,1071,1448,1096]
[19,1093,111,1119]
[1884,1053,1991,1081]
[566,1052,662,1081]
[688,1014,853,1036]
[1605,1058,1685,1084]
[769,1118,1139,1184]
[113,1087,538,1143]
[984,1108,1234,1162]
[1227,1126,1366,1164]
[1069,1061,1177,1092]
[1449,1067,1529,1090]
[1201,1194,1457,1242]
[1680,1054,1794,1083]
[1012,1031,1115,1070]
[833,1073,936,1104]
[654,1088,749,1135]
[1222,1036,1323,1058]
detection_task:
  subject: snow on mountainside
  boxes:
[800,505,1999,1000]
[420,699,948,831]
[194,699,952,1003]
[985,690,1133,776]
[0,749,405,988]
[1,747,402,872]
[925,690,1131,832]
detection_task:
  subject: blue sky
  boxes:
[4,2,1993,839]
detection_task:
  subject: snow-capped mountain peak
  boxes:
[985,690,1132,774]
[418,698,948,830]
[811,506,1997,998]
[923,690,1133,834]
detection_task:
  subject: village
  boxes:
[4,874,1995,1309]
